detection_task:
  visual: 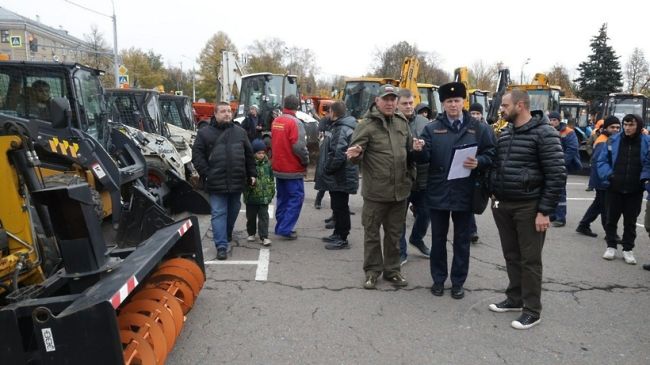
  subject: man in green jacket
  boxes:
[346,85,423,289]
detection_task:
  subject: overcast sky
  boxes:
[2,0,647,83]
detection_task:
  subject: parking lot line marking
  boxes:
[204,260,259,265]
[567,198,595,201]
[255,249,270,282]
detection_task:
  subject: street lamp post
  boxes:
[181,55,196,102]
[520,57,531,84]
[65,0,120,87]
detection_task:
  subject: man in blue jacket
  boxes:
[595,113,650,265]
[417,82,496,299]
[548,111,581,227]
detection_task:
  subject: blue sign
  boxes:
[118,75,128,84]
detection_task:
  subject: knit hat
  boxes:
[548,111,561,121]
[251,139,266,153]
[469,103,483,114]
[603,115,621,128]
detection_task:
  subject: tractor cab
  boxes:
[342,78,399,120]
[236,73,299,130]
[602,93,648,127]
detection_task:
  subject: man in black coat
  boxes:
[488,90,566,330]
[192,102,257,260]
[418,82,496,300]
[315,101,359,249]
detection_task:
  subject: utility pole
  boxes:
[65,0,119,87]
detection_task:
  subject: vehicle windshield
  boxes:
[432,90,441,116]
[160,98,184,128]
[417,87,430,107]
[561,105,579,125]
[72,68,106,140]
[470,91,489,117]
[606,97,645,121]
[0,68,67,121]
[344,81,382,119]
[528,89,552,114]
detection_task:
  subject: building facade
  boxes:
[0,7,88,62]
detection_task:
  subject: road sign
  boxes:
[10,36,21,48]
[118,64,128,75]
[118,75,129,84]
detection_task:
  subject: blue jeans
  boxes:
[210,193,242,248]
[399,190,431,257]
[275,178,304,236]
[553,186,567,222]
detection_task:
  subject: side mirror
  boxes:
[49,97,71,129]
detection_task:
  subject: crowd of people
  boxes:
[191,83,650,331]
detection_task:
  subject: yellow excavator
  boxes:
[508,73,562,115]
[453,67,490,113]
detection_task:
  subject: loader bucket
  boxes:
[0,216,205,365]
[164,170,211,215]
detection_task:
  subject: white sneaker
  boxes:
[262,238,272,246]
[602,247,616,260]
[247,235,256,242]
[622,250,637,265]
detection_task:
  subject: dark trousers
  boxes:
[605,190,643,251]
[315,190,326,205]
[578,189,607,231]
[469,214,477,234]
[274,178,304,236]
[429,209,472,287]
[551,186,567,223]
[362,199,407,277]
[399,190,431,256]
[246,203,269,239]
[330,191,350,240]
[492,199,545,317]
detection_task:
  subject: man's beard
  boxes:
[504,110,517,123]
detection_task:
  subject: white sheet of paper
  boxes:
[447,145,478,180]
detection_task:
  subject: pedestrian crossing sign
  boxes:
[118,75,129,84]
[10,36,21,48]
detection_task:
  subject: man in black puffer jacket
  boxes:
[315,101,359,249]
[192,102,257,260]
[488,90,566,330]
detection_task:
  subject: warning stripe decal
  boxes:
[109,275,138,309]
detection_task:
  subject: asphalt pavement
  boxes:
[167,174,650,365]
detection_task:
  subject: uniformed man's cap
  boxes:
[439,82,466,102]
[377,85,399,98]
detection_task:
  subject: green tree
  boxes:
[119,48,166,88]
[574,23,623,103]
[246,38,286,74]
[547,64,577,97]
[196,32,238,102]
[624,47,650,94]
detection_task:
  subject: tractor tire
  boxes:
[145,157,170,205]
[42,173,104,220]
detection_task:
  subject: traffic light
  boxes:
[28,35,38,52]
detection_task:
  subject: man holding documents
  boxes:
[417,82,496,299]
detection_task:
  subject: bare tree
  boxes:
[80,25,114,86]
[625,47,650,94]
[468,61,499,91]
[547,64,577,97]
